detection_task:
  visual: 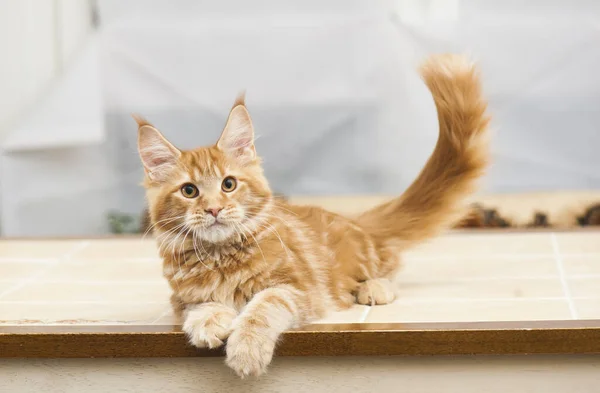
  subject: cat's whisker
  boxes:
[164,223,188,258]
[256,212,293,227]
[156,223,185,252]
[192,229,212,270]
[177,225,190,257]
[170,225,191,285]
[177,227,195,278]
[193,228,212,260]
[229,223,242,246]
[155,220,187,237]
[144,215,181,231]
[156,222,189,293]
[242,210,292,254]
[246,200,298,218]
[272,205,299,217]
[244,203,277,220]
[236,220,267,265]
[231,222,249,246]
[255,221,292,258]
[178,226,191,260]
[155,222,187,252]
[156,222,187,243]
[233,222,248,242]
[142,215,186,239]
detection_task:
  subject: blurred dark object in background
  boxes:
[578,204,600,226]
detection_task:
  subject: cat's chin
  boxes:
[195,224,237,244]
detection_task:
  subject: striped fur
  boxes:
[137,54,490,378]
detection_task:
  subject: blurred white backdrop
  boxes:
[1,0,600,236]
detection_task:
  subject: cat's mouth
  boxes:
[187,215,227,229]
[187,216,237,243]
[192,219,237,244]
[209,221,225,228]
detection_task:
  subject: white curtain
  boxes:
[3,0,600,235]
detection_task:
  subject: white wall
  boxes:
[3,1,600,236]
[96,0,600,194]
[0,0,92,138]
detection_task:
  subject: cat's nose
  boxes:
[205,207,223,217]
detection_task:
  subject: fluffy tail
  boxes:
[358,54,490,249]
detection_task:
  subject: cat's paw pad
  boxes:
[225,330,275,378]
[183,308,236,349]
[356,278,396,305]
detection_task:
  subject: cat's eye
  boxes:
[221,176,237,192]
[181,183,199,198]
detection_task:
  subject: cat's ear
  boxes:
[135,115,181,182]
[216,92,256,164]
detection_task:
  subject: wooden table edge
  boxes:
[1,320,599,358]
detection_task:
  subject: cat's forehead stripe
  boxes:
[193,167,202,180]
[213,165,223,178]
[180,147,228,180]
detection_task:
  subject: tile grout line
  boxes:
[550,233,578,319]
[0,280,168,285]
[150,308,174,324]
[0,258,58,263]
[3,274,600,286]
[358,306,372,323]
[0,270,53,300]
[0,241,92,300]
[2,253,599,264]
[404,252,600,261]
[0,257,162,264]
[4,296,599,306]
[0,301,170,305]
[62,241,91,260]
[398,275,598,282]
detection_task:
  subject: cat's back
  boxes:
[280,202,371,248]
[281,202,345,233]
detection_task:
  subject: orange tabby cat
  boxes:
[136,54,490,377]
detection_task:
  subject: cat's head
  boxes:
[136,94,272,244]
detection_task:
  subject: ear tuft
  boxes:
[132,114,152,128]
[231,90,246,109]
[217,94,256,164]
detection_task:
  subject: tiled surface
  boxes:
[366,299,572,323]
[0,232,599,326]
[0,240,83,260]
[404,233,555,257]
[575,299,600,319]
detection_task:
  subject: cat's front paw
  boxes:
[355,278,396,305]
[183,307,237,349]
[225,328,275,378]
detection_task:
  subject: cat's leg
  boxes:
[170,293,185,324]
[182,302,238,349]
[355,278,396,305]
[226,285,300,378]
